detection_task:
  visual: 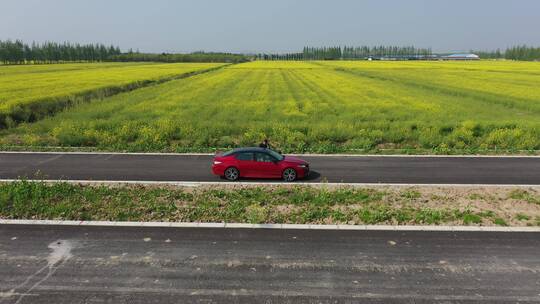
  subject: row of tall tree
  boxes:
[303,46,345,60]
[0,40,250,64]
[109,51,250,63]
[258,45,433,61]
[505,45,540,61]
[472,49,504,59]
[3,39,540,64]
[0,39,121,64]
[318,45,433,59]
[262,45,540,61]
[472,46,540,61]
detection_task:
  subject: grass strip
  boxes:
[1,181,539,227]
[0,145,538,155]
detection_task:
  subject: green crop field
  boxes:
[0,62,225,127]
[1,60,540,154]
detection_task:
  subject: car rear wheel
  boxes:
[282,168,297,182]
[224,167,240,181]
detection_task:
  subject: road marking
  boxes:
[1,151,539,158]
[0,179,539,188]
[1,219,539,232]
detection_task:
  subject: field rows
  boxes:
[0,62,225,127]
[321,61,540,113]
[1,61,540,153]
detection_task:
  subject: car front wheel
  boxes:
[224,167,240,181]
[282,168,297,182]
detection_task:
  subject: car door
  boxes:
[234,152,256,177]
[254,152,282,178]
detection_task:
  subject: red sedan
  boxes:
[212,147,310,182]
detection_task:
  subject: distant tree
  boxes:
[263,45,432,61]
[0,39,125,64]
[505,45,540,61]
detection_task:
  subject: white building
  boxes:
[441,54,480,60]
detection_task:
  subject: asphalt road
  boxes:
[1,153,540,184]
[0,225,539,303]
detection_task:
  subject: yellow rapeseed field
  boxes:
[0,62,224,127]
[1,60,539,153]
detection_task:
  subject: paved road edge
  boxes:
[1,179,539,188]
[1,219,539,232]
[1,151,540,158]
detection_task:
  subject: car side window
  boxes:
[236,152,254,161]
[255,152,275,163]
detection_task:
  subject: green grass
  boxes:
[400,189,422,200]
[0,62,225,128]
[1,60,540,153]
[493,218,509,226]
[508,189,540,204]
[516,214,531,221]
[1,181,538,226]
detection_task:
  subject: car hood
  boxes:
[283,156,308,164]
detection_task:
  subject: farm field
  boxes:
[1,60,540,153]
[0,62,225,127]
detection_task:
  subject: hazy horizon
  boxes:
[1,0,539,54]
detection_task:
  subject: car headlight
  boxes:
[213,161,222,165]
[298,164,308,168]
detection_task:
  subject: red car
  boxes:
[212,147,310,182]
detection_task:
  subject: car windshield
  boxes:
[266,149,284,161]
[222,150,236,157]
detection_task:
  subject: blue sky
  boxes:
[1,0,539,53]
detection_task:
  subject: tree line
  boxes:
[472,49,504,59]
[262,45,540,61]
[472,45,540,61]
[505,45,540,61]
[0,40,249,64]
[109,51,250,63]
[258,45,433,61]
[0,39,121,64]
[3,39,540,64]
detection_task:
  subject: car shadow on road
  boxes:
[227,170,322,183]
[304,170,321,181]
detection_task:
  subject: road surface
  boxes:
[0,224,539,303]
[1,152,540,184]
